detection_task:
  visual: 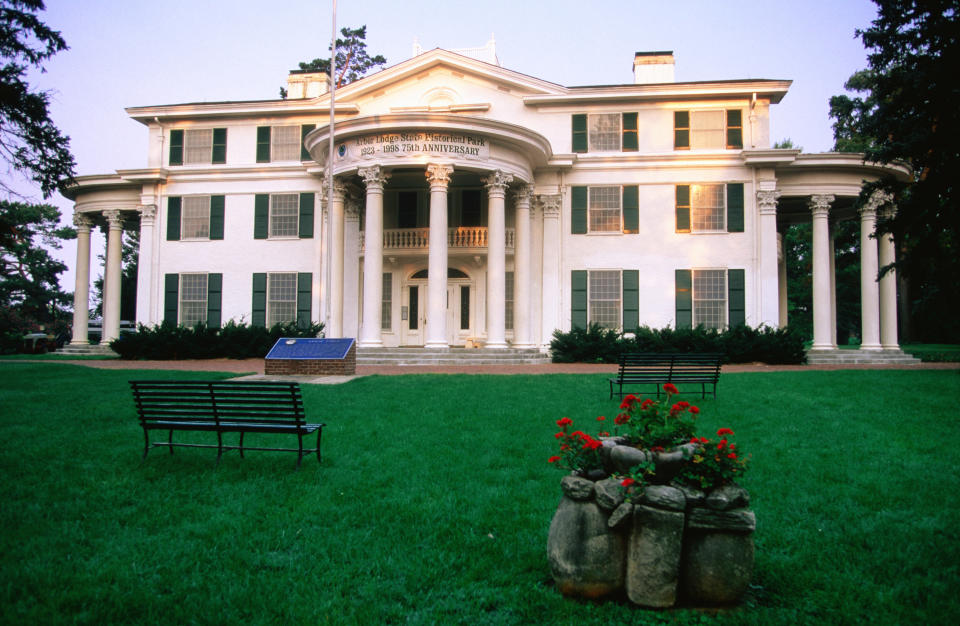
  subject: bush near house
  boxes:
[550,323,806,364]
[109,320,324,360]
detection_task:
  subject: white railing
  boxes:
[362,227,515,251]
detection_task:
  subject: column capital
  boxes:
[862,189,894,219]
[757,190,781,216]
[807,194,834,218]
[344,200,361,221]
[511,184,534,207]
[358,165,390,192]
[425,163,454,189]
[73,213,94,231]
[103,209,123,229]
[483,170,513,195]
[535,194,562,218]
[321,175,349,205]
[138,204,157,224]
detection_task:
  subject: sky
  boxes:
[18,0,881,294]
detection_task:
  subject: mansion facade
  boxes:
[63,45,909,354]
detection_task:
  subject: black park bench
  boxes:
[129,380,324,468]
[608,353,723,400]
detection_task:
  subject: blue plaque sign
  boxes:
[265,337,355,360]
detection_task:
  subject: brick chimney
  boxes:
[633,51,675,84]
[286,71,329,99]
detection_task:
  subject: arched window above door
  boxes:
[411,268,469,279]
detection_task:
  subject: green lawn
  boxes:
[1,364,958,625]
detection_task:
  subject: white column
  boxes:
[484,170,513,349]
[878,202,899,349]
[326,177,346,337]
[70,214,93,345]
[425,164,453,348]
[342,196,361,338]
[135,204,157,325]
[511,184,533,348]
[859,197,882,350]
[808,195,835,350]
[538,194,562,347]
[101,209,124,344]
[757,189,781,327]
[358,166,390,347]
[777,231,788,328]
[829,224,837,346]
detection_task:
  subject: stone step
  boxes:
[56,344,118,356]
[356,347,551,366]
[805,348,922,365]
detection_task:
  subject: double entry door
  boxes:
[402,280,472,346]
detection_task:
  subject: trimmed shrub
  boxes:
[550,324,806,364]
[109,320,325,360]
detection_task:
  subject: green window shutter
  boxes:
[298,192,314,238]
[571,186,587,234]
[254,194,269,239]
[252,273,267,327]
[674,111,689,149]
[572,114,587,153]
[621,112,638,151]
[622,269,639,331]
[726,183,744,232]
[675,269,692,329]
[166,196,182,241]
[675,185,690,233]
[209,195,225,240]
[164,274,179,325]
[212,128,227,164]
[256,126,271,163]
[206,273,222,328]
[622,185,639,233]
[169,129,183,165]
[726,109,743,149]
[571,270,588,329]
[728,269,745,327]
[300,124,315,161]
[296,272,312,329]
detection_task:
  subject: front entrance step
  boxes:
[357,347,551,366]
[805,348,921,366]
[56,344,118,356]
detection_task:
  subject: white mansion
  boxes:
[63,43,909,358]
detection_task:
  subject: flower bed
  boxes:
[546,385,755,607]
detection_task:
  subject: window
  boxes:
[675,183,744,233]
[169,128,227,165]
[257,124,314,162]
[571,270,639,330]
[588,270,621,329]
[269,194,299,237]
[381,273,392,330]
[179,273,209,327]
[254,193,314,239]
[675,268,744,330]
[674,110,743,150]
[571,113,639,153]
[165,196,224,241]
[267,272,297,326]
[571,185,638,234]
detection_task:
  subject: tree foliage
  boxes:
[828,0,960,340]
[0,0,75,198]
[294,25,386,90]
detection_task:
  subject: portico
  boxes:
[305,113,554,349]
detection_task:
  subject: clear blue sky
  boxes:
[23,0,881,291]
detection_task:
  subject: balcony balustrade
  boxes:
[360,227,514,252]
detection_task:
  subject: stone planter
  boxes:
[547,471,755,608]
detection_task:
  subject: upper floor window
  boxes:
[269,194,300,237]
[253,193,315,239]
[674,110,742,150]
[675,183,744,233]
[572,113,638,153]
[169,128,227,165]
[165,195,225,241]
[571,185,640,234]
[256,124,315,162]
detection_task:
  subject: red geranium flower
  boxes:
[621,478,636,487]
[727,453,737,460]
[597,416,606,422]
[689,406,700,415]
[554,432,564,439]
[717,427,734,437]
[614,413,630,425]
[651,446,665,453]
[717,439,728,450]
[641,399,655,409]
[557,417,573,428]
[548,455,561,463]
[663,383,679,395]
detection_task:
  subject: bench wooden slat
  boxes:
[130,380,324,468]
[608,352,722,400]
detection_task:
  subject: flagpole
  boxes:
[325,0,337,334]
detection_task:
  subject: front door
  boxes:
[402,283,426,346]
[401,279,473,346]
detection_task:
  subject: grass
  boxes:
[902,343,960,362]
[1,363,958,624]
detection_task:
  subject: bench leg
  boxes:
[239,431,245,458]
[168,429,174,455]
[142,429,150,460]
[315,429,323,464]
[216,431,223,466]
[295,434,304,470]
